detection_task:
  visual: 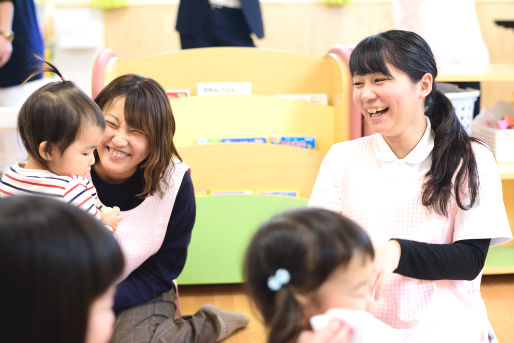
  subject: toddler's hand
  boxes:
[100,206,122,232]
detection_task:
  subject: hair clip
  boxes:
[267,268,291,292]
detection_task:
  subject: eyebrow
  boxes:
[105,113,120,124]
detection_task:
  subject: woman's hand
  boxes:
[0,39,12,67]
[372,240,401,301]
[297,319,353,343]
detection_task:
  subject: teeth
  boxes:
[109,148,128,159]
[367,106,388,114]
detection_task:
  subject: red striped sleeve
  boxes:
[5,173,66,190]
[64,183,81,197]
[0,188,12,195]
[77,195,93,208]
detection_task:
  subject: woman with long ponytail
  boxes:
[309,30,511,341]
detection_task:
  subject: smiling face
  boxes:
[352,64,430,144]
[45,124,103,177]
[94,96,150,183]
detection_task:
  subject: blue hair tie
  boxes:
[267,268,291,292]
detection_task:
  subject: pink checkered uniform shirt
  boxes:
[309,119,512,342]
[95,158,189,281]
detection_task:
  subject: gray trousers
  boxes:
[110,288,220,343]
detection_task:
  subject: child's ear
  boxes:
[294,292,313,313]
[38,141,54,161]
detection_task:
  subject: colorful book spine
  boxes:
[257,190,298,197]
[221,138,267,144]
[166,89,191,98]
[269,136,316,149]
[210,190,253,195]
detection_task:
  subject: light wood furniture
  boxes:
[93,47,352,284]
[437,64,514,82]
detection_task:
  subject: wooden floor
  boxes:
[179,275,514,343]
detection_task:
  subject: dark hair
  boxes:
[244,208,374,343]
[0,196,124,343]
[94,74,181,197]
[17,60,105,170]
[17,60,105,168]
[349,30,481,216]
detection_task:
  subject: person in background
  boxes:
[0,60,122,232]
[0,0,44,103]
[92,74,249,343]
[176,0,264,49]
[0,0,45,173]
[393,0,487,116]
[309,30,512,342]
[0,195,124,343]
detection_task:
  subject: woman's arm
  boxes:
[372,238,490,301]
[113,171,196,313]
[394,238,490,280]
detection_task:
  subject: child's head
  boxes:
[17,61,105,176]
[245,208,374,343]
[94,74,181,196]
[0,196,124,343]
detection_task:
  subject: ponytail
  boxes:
[423,87,480,216]
[267,288,305,343]
[23,56,66,84]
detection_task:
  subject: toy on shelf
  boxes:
[496,114,514,130]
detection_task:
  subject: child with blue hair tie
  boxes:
[244,208,404,343]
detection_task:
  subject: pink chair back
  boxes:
[92,48,117,99]
[327,45,375,139]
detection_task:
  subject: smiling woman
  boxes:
[309,30,512,342]
[351,63,430,158]
[91,74,250,343]
[95,96,150,184]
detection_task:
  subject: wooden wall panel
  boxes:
[103,1,514,107]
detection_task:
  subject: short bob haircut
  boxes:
[0,196,124,343]
[18,61,105,170]
[94,74,181,197]
[245,208,374,343]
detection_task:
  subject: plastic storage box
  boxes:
[471,101,514,163]
[437,82,480,134]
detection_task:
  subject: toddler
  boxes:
[0,60,122,231]
[245,208,403,343]
[0,196,124,343]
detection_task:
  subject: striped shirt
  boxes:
[0,162,101,220]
